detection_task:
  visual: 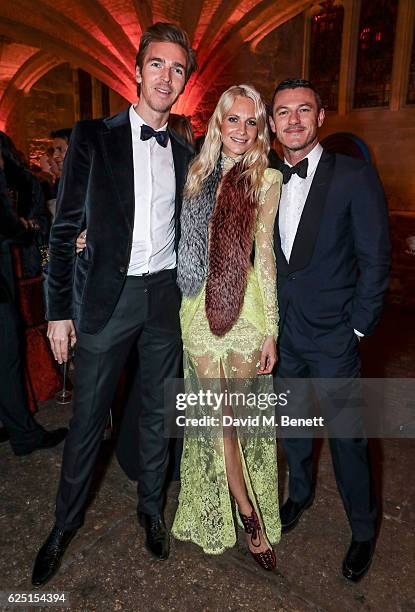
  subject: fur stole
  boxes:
[177,161,222,297]
[177,161,257,336]
[205,163,257,336]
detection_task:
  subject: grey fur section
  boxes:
[177,161,222,296]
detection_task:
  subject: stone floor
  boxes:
[0,306,414,612]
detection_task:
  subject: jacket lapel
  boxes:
[274,204,289,275]
[169,128,188,251]
[101,109,134,229]
[288,149,335,273]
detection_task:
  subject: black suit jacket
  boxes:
[274,149,391,355]
[47,108,193,334]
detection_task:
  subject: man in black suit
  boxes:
[270,79,390,582]
[0,168,67,454]
[32,23,197,587]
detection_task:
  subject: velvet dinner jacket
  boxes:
[47,108,194,334]
[273,149,391,352]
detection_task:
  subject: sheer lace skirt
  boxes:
[171,275,281,554]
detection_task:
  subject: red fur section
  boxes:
[205,164,257,336]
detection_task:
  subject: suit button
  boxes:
[290,275,295,280]
[119,266,126,274]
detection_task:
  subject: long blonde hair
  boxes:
[185,84,269,201]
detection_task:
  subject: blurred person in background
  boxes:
[0,166,67,454]
[50,129,72,177]
[0,131,50,279]
[39,129,72,223]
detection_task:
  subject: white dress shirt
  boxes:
[278,142,323,262]
[128,105,176,275]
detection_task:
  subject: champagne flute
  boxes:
[55,345,74,404]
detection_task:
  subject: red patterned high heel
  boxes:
[239,508,276,571]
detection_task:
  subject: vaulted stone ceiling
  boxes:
[0,0,316,129]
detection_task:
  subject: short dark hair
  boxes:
[271,78,323,112]
[135,22,197,96]
[50,128,72,143]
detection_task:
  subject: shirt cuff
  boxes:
[354,329,364,337]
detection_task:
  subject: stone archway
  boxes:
[0,0,320,133]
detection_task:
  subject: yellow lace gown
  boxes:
[172,163,282,554]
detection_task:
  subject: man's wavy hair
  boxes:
[185,84,270,202]
[135,22,197,96]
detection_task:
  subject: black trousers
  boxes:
[275,313,377,541]
[55,271,182,530]
[0,302,44,452]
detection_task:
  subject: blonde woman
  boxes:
[172,85,282,570]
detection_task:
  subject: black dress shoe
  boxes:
[138,513,170,560]
[342,538,374,582]
[280,496,313,533]
[14,427,68,456]
[32,525,77,587]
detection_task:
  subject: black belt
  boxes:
[126,268,177,283]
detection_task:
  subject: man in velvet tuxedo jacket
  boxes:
[270,79,390,583]
[32,23,197,587]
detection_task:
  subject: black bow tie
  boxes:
[140,124,169,148]
[281,158,308,184]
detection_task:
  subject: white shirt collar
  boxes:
[284,142,323,176]
[129,104,168,132]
